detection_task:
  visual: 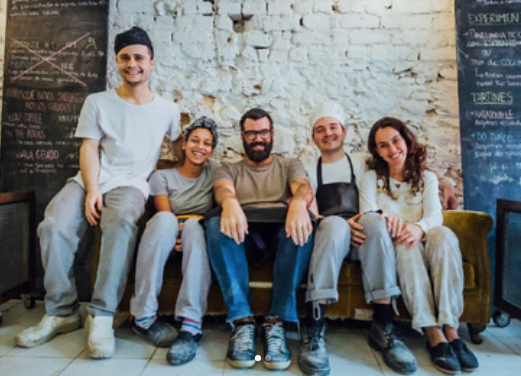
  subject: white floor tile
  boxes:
[0,324,22,356]
[60,357,149,376]
[381,365,440,375]
[466,367,521,376]
[143,359,224,376]
[458,325,521,368]
[0,356,71,376]
[496,336,521,356]
[327,329,381,368]
[223,360,291,375]
[486,318,521,338]
[8,327,86,358]
[111,325,157,359]
[2,300,521,375]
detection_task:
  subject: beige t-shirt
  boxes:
[215,154,308,208]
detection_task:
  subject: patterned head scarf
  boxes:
[184,116,219,148]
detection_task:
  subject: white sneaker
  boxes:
[15,313,81,348]
[85,314,115,358]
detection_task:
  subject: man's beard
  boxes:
[244,140,273,162]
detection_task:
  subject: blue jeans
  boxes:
[205,216,313,323]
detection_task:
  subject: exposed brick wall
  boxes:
[0,0,463,200]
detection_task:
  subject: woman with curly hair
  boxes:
[359,117,478,374]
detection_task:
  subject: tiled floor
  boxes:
[1,300,520,375]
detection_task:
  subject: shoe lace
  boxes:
[304,325,326,351]
[231,324,255,352]
[383,325,404,350]
[265,323,287,353]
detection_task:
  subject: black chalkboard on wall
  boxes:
[0,0,109,224]
[455,1,521,262]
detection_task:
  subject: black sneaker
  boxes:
[166,331,202,365]
[368,320,418,374]
[261,321,291,370]
[426,341,461,374]
[131,317,177,347]
[227,322,256,369]
[298,321,330,376]
[450,338,478,372]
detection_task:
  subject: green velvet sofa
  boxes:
[112,210,493,344]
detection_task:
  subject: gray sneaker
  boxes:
[227,323,256,369]
[167,331,202,365]
[131,317,177,348]
[298,321,330,376]
[261,321,291,370]
[368,320,417,374]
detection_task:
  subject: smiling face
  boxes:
[241,116,273,163]
[374,126,408,171]
[183,127,214,166]
[312,116,347,154]
[116,44,155,87]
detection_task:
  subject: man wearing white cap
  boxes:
[298,102,418,375]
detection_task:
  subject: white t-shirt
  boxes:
[71,89,181,198]
[359,170,443,234]
[304,152,368,193]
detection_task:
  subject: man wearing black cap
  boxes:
[15,26,182,359]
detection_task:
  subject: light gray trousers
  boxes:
[39,181,145,317]
[130,212,211,322]
[307,213,401,305]
[396,226,463,331]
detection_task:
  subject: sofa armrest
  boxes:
[442,210,493,291]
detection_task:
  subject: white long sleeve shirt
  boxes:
[359,170,443,234]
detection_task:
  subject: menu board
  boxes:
[0,0,108,222]
[456,1,521,257]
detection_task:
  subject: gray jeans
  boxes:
[306,213,401,304]
[130,212,211,322]
[39,181,145,317]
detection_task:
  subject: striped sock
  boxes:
[180,317,202,336]
[135,315,157,330]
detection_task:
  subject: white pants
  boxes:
[396,226,464,332]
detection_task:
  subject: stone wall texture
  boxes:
[1,0,463,200]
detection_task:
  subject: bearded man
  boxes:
[205,108,314,371]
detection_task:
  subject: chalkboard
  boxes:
[455,1,521,264]
[0,0,109,224]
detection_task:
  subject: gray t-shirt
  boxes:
[149,160,219,215]
[215,154,308,208]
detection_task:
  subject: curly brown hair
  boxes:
[367,117,427,198]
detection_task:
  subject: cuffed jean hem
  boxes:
[305,288,339,304]
[227,313,255,327]
[267,310,299,323]
[364,286,401,304]
[175,307,204,323]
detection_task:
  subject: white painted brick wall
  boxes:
[0,0,465,201]
[243,2,267,16]
[392,1,432,14]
